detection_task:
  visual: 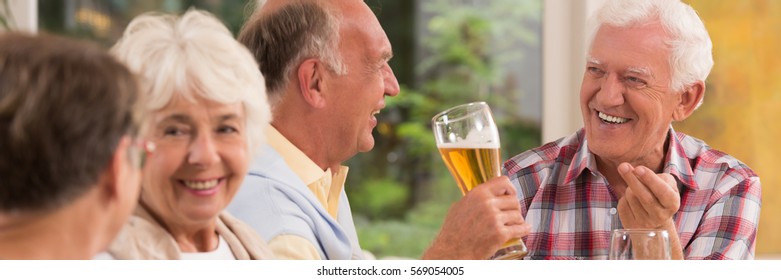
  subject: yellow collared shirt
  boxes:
[265,126,349,259]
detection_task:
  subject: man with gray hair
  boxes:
[228,0,529,259]
[504,0,760,259]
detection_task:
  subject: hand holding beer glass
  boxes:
[432,102,528,260]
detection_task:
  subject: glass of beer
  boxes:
[431,102,528,260]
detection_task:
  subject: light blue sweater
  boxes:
[227,145,364,260]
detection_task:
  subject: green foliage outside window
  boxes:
[349,0,542,258]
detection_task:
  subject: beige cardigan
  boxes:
[106,206,274,260]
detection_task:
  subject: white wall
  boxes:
[1,0,37,32]
[541,0,604,143]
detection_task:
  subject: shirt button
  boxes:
[609,208,617,215]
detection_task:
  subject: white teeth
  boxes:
[598,112,629,124]
[372,110,380,116]
[183,179,219,190]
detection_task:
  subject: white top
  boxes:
[181,235,235,260]
[93,235,236,260]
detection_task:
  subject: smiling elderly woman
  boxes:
[96,9,273,259]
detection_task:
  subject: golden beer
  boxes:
[432,102,528,260]
[438,146,529,259]
[437,147,501,195]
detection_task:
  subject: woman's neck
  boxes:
[139,202,220,253]
[170,226,220,253]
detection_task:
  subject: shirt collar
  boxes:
[267,125,327,186]
[662,126,699,191]
[563,129,595,184]
[563,127,698,191]
[266,125,349,218]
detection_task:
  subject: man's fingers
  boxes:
[619,163,664,216]
[481,176,516,196]
[505,223,532,239]
[619,163,660,206]
[499,208,525,226]
[633,166,680,209]
[618,163,642,194]
[616,164,681,229]
[617,198,636,224]
[658,173,679,193]
[623,187,650,219]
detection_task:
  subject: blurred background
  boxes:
[1,0,778,259]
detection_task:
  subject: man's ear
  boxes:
[672,81,705,121]
[297,58,328,108]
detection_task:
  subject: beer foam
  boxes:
[437,142,499,149]
[436,130,500,149]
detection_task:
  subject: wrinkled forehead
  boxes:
[588,22,672,67]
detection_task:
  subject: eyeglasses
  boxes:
[132,139,156,168]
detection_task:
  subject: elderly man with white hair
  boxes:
[505,0,760,260]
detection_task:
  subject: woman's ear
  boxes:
[673,81,705,121]
[297,58,327,108]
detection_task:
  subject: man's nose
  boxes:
[596,74,625,107]
[383,63,400,97]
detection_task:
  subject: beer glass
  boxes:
[431,102,528,260]
[608,229,671,260]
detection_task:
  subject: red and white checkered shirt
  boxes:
[504,127,761,260]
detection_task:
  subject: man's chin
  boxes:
[358,137,376,153]
[358,144,375,153]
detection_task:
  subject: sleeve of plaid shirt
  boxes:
[685,175,761,260]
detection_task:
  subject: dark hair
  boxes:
[0,32,143,213]
[238,0,343,105]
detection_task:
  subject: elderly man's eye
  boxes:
[587,67,605,77]
[625,76,648,88]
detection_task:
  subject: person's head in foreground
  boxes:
[103,9,273,259]
[0,32,145,259]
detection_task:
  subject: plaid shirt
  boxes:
[504,127,761,260]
